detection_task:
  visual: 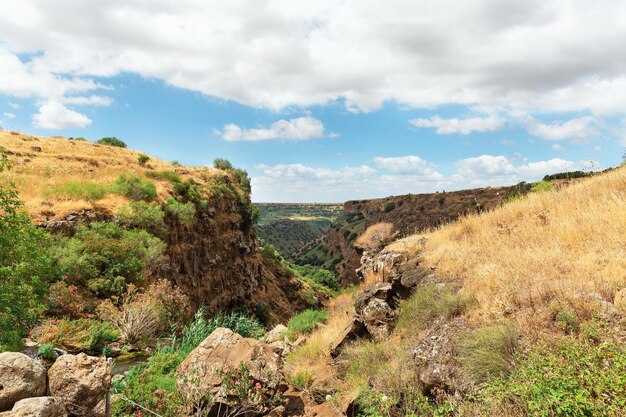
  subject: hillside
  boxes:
[285,166,626,416]
[0,130,309,324]
[295,184,530,285]
[256,203,342,259]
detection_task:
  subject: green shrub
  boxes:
[145,170,181,183]
[38,343,57,360]
[460,324,518,384]
[1,151,58,351]
[165,198,196,225]
[213,158,233,170]
[137,154,150,166]
[384,202,396,213]
[396,284,475,332]
[293,264,340,291]
[52,222,165,297]
[117,201,165,231]
[485,338,626,416]
[114,174,157,201]
[172,180,201,201]
[34,318,118,353]
[286,309,328,339]
[97,137,127,148]
[290,370,314,390]
[530,180,556,192]
[45,181,110,201]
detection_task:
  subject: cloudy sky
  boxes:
[1,0,624,202]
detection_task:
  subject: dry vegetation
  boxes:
[0,131,220,223]
[388,166,626,337]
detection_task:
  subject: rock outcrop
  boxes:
[0,352,47,412]
[47,353,111,417]
[1,397,68,417]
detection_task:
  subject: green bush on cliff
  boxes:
[114,174,157,201]
[0,149,58,351]
[165,198,196,225]
[52,222,165,297]
[117,201,165,231]
[97,136,127,148]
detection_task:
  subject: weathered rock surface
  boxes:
[413,319,468,399]
[264,324,288,344]
[0,352,47,412]
[330,318,367,358]
[354,282,397,342]
[47,353,111,417]
[177,328,283,396]
[4,397,67,417]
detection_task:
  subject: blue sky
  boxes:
[1,1,625,202]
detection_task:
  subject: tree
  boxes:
[0,148,58,351]
[213,158,233,170]
[97,137,127,148]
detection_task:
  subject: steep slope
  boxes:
[295,185,529,285]
[0,130,305,323]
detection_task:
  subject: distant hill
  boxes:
[256,203,342,259]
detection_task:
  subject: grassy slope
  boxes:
[0,130,222,223]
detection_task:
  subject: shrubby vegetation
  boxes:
[117,201,165,231]
[45,181,110,201]
[286,309,328,340]
[114,174,157,201]
[137,154,150,166]
[165,197,196,225]
[97,137,127,148]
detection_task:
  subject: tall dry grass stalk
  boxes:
[388,167,626,333]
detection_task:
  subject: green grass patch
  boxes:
[286,309,328,340]
[45,181,110,201]
[530,180,557,192]
[460,324,518,384]
[113,174,157,201]
[145,170,182,183]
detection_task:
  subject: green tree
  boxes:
[97,137,127,148]
[0,149,58,351]
[213,158,233,170]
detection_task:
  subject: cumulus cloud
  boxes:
[373,155,442,178]
[3,112,15,119]
[409,116,504,135]
[552,144,565,152]
[220,117,334,141]
[525,116,598,141]
[1,0,626,117]
[62,95,113,106]
[32,100,92,129]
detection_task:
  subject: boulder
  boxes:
[47,353,111,417]
[7,397,67,417]
[264,324,288,344]
[354,283,397,342]
[413,319,468,399]
[177,328,283,397]
[0,352,47,411]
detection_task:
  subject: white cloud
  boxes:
[8,102,20,109]
[62,95,113,106]
[32,100,92,129]
[410,115,504,135]
[221,117,334,141]
[374,155,443,178]
[525,116,598,141]
[552,144,565,152]
[0,0,626,118]
[3,112,15,119]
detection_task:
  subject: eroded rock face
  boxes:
[7,397,68,417]
[47,353,111,417]
[354,283,397,342]
[413,319,468,399]
[330,318,368,358]
[177,328,283,397]
[0,352,47,412]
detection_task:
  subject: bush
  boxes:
[145,170,181,183]
[114,174,157,201]
[485,338,626,416]
[52,222,165,297]
[38,343,57,360]
[354,222,396,251]
[46,281,97,319]
[137,154,150,166]
[44,181,110,201]
[1,151,58,351]
[460,324,518,384]
[286,309,328,340]
[33,318,118,353]
[384,202,396,213]
[172,180,201,201]
[213,158,233,170]
[530,180,556,192]
[117,201,165,231]
[165,198,196,225]
[97,137,127,148]
[293,264,340,291]
[396,284,475,333]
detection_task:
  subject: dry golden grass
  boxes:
[0,130,221,223]
[388,166,626,335]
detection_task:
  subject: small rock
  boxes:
[31,146,42,152]
[0,352,47,412]
[264,324,288,344]
[8,397,68,417]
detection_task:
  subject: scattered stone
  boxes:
[31,146,42,152]
[0,352,47,412]
[47,353,111,417]
[7,397,68,417]
[264,324,288,344]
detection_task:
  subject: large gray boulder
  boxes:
[5,397,67,417]
[0,352,47,411]
[47,353,111,417]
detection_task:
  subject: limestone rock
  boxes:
[177,328,283,397]
[264,324,288,344]
[354,283,397,342]
[8,397,68,417]
[0,352,47,411]
[47,353,111,417]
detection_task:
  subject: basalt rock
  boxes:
[0,352,47,412]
